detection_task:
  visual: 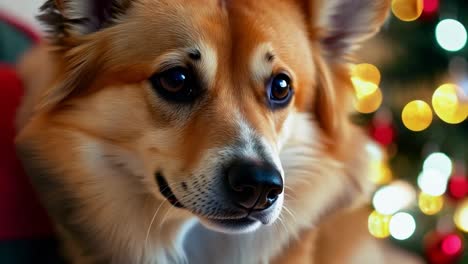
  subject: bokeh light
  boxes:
[366,142,384,162]
[392,0,424,22]
[351,63,381,98]
[389,212,417,240]
[418,192,444,215]
[402,100,433,131]
[441,234,463,256]
[354,88,383,114]
[435,19,467,52]
[454,199,468,233]
[373,181,416,215]
[368,210,391,238]
[432,83,467,124]
[369,161,393,185]
[423,152,453,179]
[423,0,439,15]
[418,169,448,196]
[448,176,468,200]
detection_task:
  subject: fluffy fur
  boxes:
[14,0,422,263]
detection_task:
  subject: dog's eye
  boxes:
[149,67,198,103]
[268,73,293,109]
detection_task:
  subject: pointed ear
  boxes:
[309,0,391,59]
[35,0,133,110]
[38,0,132,42]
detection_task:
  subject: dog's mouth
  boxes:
[156,173,184,208]
[155,172,279,233]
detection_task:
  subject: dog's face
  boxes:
[30,0,389,234]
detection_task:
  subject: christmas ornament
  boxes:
[402,100,433,132]
[425,232,464,264]
[392,0,424,22]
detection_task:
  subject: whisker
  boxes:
[282,205,297,223]
[145,199,171,249]
[158,206,176,234]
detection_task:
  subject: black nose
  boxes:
[226,159,283,210]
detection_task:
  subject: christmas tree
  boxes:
[353,0,468,263]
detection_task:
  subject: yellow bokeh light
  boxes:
[351,63,381,98]
[351,63,381,85]
[354,88,383,114]
[369,161,393,185]
[402,100,433,131]
[454,198,468,233]
[392,0,424,22]
[418,192,444,215]
[368,211,391,238]
[432,83,467,124]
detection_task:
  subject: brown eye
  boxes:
[159,67,188,92]
[149,67,200,103]
[268,73,293,109]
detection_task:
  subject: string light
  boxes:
[369,161,393,185]
[351,63,381,95]
[389,212,417,240]
[441,234,463,256]
[373,181,416,215]
[418,192,444,215]
[435,19,468,52]
[368,211,391,238]
[454,198,468,233]
[418,169,448,196]
[432,83,467,124]
[351,63,383,114]
[391,0,424,22]
[354,88,383,114]
[423,152,453,179]
[423,0,439,15]
[402,100,433,131]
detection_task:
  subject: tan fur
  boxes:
[15,0,422,263]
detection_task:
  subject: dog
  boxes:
[14,0,422,263]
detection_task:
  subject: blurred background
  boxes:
[355,1,468,263]
[0,0,467,263]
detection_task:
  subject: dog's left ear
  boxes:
[301,0,390,144]
[309,0,391,59]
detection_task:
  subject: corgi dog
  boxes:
[15,0,422,263]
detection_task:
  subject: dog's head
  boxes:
[31,0,389,234]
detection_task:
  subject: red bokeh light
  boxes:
[441,234,463,255]
[423,0,439,14]
[448,176,468,200]
[371,124,395,146]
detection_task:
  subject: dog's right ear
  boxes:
[35,0,133,111]
[38,0,132,43]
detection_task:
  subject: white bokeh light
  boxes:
[417,169,448,196]
[389,212,416,240]
[373,181,416,215]
[423,152,453,179]
[366,142,384,162]
[436,19,467,52]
